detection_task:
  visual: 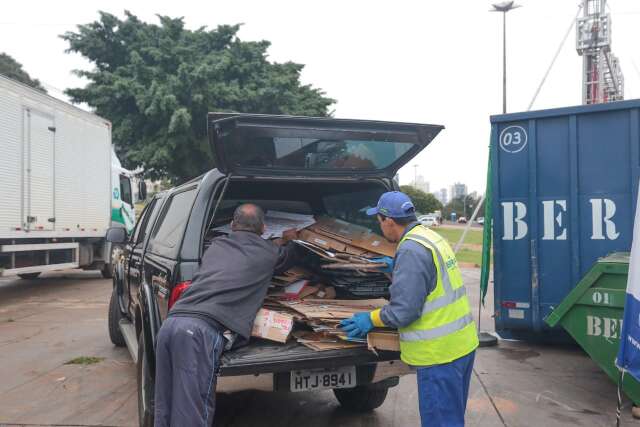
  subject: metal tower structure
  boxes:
[576,0,624,104]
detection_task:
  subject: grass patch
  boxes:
[429,226,491,268]
[435,226,484,246]
[65,356,104,366]
[454,249,483,267]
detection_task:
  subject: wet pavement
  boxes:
[0,269,637,426]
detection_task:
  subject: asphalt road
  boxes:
[0,269,637,426]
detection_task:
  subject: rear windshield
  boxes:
[322,189,383,230]
[221,129,415,171]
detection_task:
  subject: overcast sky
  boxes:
[3,0,640,193]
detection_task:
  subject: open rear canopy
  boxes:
[207,113,444,177]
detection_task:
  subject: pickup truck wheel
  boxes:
[108,289,126,347]
[18,272,41,280]
[333,385,389,412]
[137,332,155,427]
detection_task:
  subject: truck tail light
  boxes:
[168,280,192,310]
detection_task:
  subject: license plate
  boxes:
[290,366,356,392]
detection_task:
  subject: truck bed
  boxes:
[219,339,400,376]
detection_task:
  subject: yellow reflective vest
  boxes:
[373,225,479,366]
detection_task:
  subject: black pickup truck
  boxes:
[106,113,443,426]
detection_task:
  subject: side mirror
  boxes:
[138,179,148,202]
[106,227,127,244]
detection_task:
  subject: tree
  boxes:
[443,194,481,220]
[0,53,46,92]
[61,12,335,183]
[400,185,443,215]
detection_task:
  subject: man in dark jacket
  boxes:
[154,203,298,427]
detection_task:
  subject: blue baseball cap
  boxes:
[366,191,416,218]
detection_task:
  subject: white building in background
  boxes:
[412,175,430,194]
[434,188,448,205]
[450,182,468,201]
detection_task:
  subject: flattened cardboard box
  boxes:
[252,308,294,343]
[352,232,396,258]
[310,216,396,257]
[298,229,367,255]
[367,331,400,352]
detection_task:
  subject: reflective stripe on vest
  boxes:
[400,313,474,342]
[421,286,467,316]
[404,233,466,316]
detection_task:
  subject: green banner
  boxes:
[480,143,493,306]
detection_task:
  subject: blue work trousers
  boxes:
[416,350,475,427]
[154,316,226,427]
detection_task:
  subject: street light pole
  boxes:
[463,195,467,219]
[503,11,507,113]
[491,1,522,114]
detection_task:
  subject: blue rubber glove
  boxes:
[370,256,394,274]
[339,312,374,338]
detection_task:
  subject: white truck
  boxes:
[0,74,145,279]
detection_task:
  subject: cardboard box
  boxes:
[310,216,396,257]
[298,229,349,253]
[352,231,396,257]
[251,308,295,343]
[367,330,400,352]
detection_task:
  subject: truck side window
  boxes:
[148,189,197,257]
[120,175,133,206]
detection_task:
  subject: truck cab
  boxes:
[110,149,138,234]
[0,74,143,280]
[106,113,443,426]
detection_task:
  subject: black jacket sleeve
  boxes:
[274,241,301,275]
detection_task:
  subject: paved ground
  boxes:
[0,269,637,426]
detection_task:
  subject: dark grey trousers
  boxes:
[154,316,226,427]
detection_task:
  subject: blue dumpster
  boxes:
[490,100,640,340]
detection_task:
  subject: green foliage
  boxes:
[0,53,46,92]
[443,194,482,219]
[61,12,335,183]
[400,185,443,215]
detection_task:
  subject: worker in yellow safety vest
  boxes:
[340,191,479,427]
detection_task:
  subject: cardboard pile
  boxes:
[254,298,393,351]
[290,216,397,298]
[252,297,401,352]
[211,212,401,351]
